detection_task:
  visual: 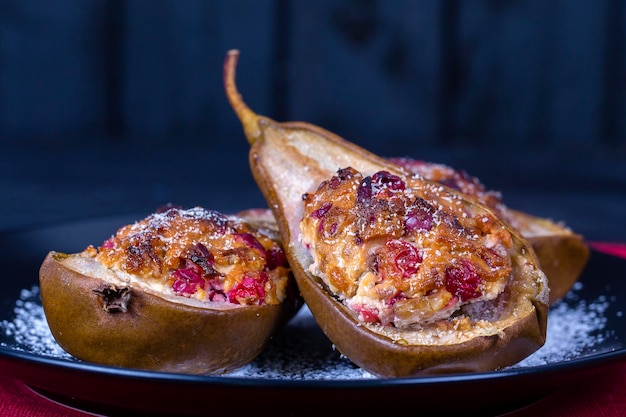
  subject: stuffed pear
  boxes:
[224,49,549,377]
[39,206,300,374]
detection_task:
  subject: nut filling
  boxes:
[86,206,291,306]
[300,167,516,329]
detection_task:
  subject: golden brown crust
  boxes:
[93,207,290,306]
[388,158,504,211]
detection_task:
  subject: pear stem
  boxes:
[223,49,261,145]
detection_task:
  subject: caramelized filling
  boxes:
[87,207,290,306]
[300,167,514,328]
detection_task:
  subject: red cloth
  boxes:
[1,242,625,417]
[2,366,626,417]
[0,374,88,417]
[588,242,626,259]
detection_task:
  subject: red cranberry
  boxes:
[236,233,266,255]
[381,240,422,279]
[172,266,206,296]
[311,201,332,219]
[405,198,435,232]
[372,171,405,192]
[265,247,288,270]
[445,260,482,301]
[228,274,267,305]
[101,238,116,249]
[353,304,380,323]
[357,176,373,204]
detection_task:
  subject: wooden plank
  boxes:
[288,1,624,150]
[1,0,624,151]
[0,0,109,143]
[121,0,277,145]
[602,0,626,146]
[449,1,611,148]
[288,0,444,156]
[544,0,609,147]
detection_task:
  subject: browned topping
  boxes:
[389,157,504,212]
[89,207,291,306]
[388,157,561,237]
[300,167,514,328]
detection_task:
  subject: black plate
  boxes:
[0,215,625,417]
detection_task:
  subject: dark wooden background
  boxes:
[2,0,625,149]
[1,0,625,240]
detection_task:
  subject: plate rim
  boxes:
[2,331,626,388]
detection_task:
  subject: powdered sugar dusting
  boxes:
[0,287,72,359]
[0,282,617,379]
[513,282,611,368]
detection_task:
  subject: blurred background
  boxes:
[1,0,625,241]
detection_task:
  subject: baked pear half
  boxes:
[388,158,589,305]
[224,50,549,377]
[39,206,301,375]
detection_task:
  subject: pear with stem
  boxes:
[224,49,548,377]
